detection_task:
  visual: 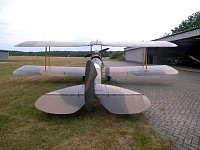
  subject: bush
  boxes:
[110,51,124,60]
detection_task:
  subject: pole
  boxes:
[143,48,145,66]
[145,48,147,71]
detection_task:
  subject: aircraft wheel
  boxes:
[82,76,85,81]
[106,76,111,81]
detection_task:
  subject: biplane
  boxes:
[13,40,178,114]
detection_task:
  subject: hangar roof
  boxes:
[155,27,200,47]
[125,27,200,51]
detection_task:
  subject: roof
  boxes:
[155,27,200,42]
[125,27,200,51]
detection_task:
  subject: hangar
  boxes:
[0,50,9,61]
[124,27,200,67]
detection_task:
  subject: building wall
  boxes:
[124,28,200,66]
[124,47,179,65]
[0,51,9,61]
[125,48,145,63]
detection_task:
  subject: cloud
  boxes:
[0,0,200,50]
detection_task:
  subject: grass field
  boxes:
[0,56,173,150]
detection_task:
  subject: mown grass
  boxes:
[0,56,172,150]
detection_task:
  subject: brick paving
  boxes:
[104,60,200,150]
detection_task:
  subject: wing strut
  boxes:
[44,47,51,71]
[45,47,47,71]
[48,47,51,66]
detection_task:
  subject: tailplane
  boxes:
[35,85,85,114]
[35,60,98,114]
[95,84,151,114]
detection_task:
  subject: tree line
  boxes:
[9,50,113,57]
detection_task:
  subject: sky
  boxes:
[0,0,200,51]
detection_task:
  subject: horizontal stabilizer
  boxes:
[35,85,85,114]
[13,65,85,76]
[95,84,151,114]
[105,65,178,77]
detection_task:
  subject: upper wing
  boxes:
[105,65,178,77]
[15,40,177,47]
[102,41,177,47]
[13,65,85,76]
[15,41,90,47]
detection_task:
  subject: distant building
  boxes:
[0,50,9,61]
[124,27,200,66]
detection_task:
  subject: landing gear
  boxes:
[82,76,85,81]
[106,76,111,81]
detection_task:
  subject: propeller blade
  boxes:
[99,48,109,53]
[84,53,92,57]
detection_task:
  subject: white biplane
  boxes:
[13,40,178,114]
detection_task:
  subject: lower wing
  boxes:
[13,65,85,76]
[105,65,178,77]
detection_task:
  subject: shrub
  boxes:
[110,51,124,60]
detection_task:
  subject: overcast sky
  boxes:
[0,0,200,51]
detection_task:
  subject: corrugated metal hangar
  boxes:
[0,50,9,61]
[124,27,200,67]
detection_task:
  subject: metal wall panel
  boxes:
[0,51,9,60]
[124,48,144,63]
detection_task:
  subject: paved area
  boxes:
[104,60,200,150]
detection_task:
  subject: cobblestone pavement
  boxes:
[104,60,200,150]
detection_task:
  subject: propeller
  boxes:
[84,48,109,57]
[84,53,92,58]
[99,48,109,53]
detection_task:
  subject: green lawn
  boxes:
[0,56,172,150]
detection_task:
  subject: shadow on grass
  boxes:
[35,101,147,126]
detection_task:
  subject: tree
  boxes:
[171,11,200,34]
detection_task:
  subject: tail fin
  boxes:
[84,60,98,111]
[95,84,151,114]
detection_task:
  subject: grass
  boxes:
[0,56,173,150]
